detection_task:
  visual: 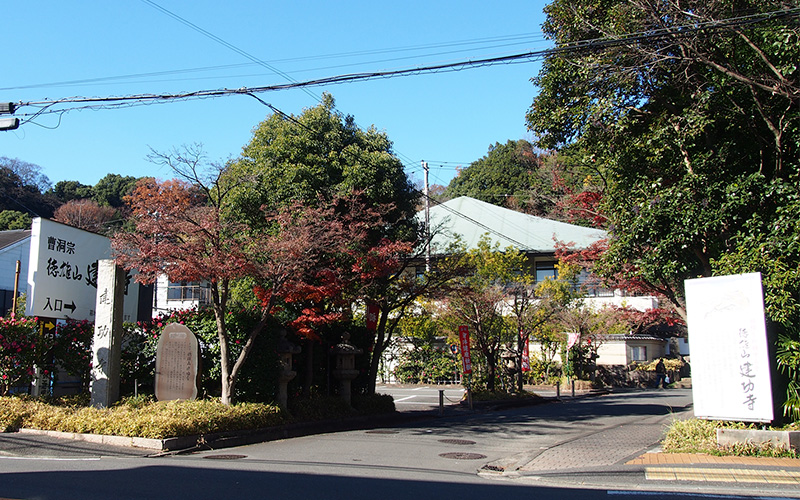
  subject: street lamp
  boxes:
[1,102,19,131]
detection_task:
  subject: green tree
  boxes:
[510,261,583,390]
[528,0,800,417]
[0,167,58,218]
[50,180,93,204]
[445,140,555,216]
[357,240,468,394]
[0,210,32,230]
[223,94,423,395]
[92,173,138,208]
[440,237,528,391]
[224,94,418,234]
[527,0,800,318]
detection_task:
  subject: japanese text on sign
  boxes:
[458,326,472,375]
[47,236,76,254]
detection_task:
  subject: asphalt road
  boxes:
[376,384,465,412]
[1,389,797,500]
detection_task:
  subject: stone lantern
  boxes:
[276,330,301,408]
[502,348,519,375]
[331,332,362,406]
[501,348,520,391]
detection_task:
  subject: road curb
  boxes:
[14,409,439,453]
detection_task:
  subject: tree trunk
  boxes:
[212,285,234,405]
[486,351,496,391]
[303,338,314,397]
[366,308,390,395]
[516,331,527,393]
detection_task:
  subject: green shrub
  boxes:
[352,393,395,415]
[288,395,356,421]
[0,396,288,439]
[470,389,539,402]
[663,418,798,458]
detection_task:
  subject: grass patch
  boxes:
[663,418,798,458]
[1,392,397,439]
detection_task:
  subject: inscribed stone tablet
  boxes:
[155,323,199,401]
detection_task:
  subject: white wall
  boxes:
[0,237,30,293]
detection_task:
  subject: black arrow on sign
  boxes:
[64,301,77,313]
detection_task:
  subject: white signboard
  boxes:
[685,272,773,423]
[26,218,140,322]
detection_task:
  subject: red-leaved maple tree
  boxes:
[112,158,388,404]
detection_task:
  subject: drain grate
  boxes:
[203,454,247,460]
[439,452,487,460]
[365,430,399,434]
[438,439,476,445]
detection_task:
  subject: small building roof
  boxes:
[420,197,606,254]
[0,229,31,251]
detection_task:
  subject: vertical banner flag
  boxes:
[567,332,580,350]
[458,325,472,375]
[365,302,379,332]
[520,330,530,372]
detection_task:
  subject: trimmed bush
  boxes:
[0,396,288,439]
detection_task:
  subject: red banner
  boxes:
[365,303,379,332]
[458,325,472,375]
[520,330,530,372]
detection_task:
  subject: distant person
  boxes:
[655,358,667,389]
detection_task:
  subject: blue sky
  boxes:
[2,1,550,191]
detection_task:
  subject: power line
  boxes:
[1,35,549,92]
[140,0,318,101]
[15,7,798,120]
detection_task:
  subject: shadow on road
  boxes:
[0,463,698,500]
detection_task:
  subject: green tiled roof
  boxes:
[420,196,606,254]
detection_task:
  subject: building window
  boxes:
[167,281,211,303]
[631,346,647,362]
[535,261,557,283]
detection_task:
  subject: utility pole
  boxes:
[0,102,20,131]
[422,160,430,273]
[11,260,21,316]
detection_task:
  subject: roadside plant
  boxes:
[51,319,94,392]
[0,316,40,396]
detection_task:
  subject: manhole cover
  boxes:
[365,430,399,434]
[439,452,487,460]
[203,454,247,460]
[438,439,476,445]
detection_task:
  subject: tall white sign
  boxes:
[685,272,773,423]
[25,218,140,321]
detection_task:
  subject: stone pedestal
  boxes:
[331,332,362,406]
[276,330,300,408]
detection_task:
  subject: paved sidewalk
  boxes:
[476,390,800,490]
[629,452,800,485]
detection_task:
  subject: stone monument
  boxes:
[154,323,200,401]
[90,260,125,408]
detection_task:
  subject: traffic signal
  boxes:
[1,102,19,131]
